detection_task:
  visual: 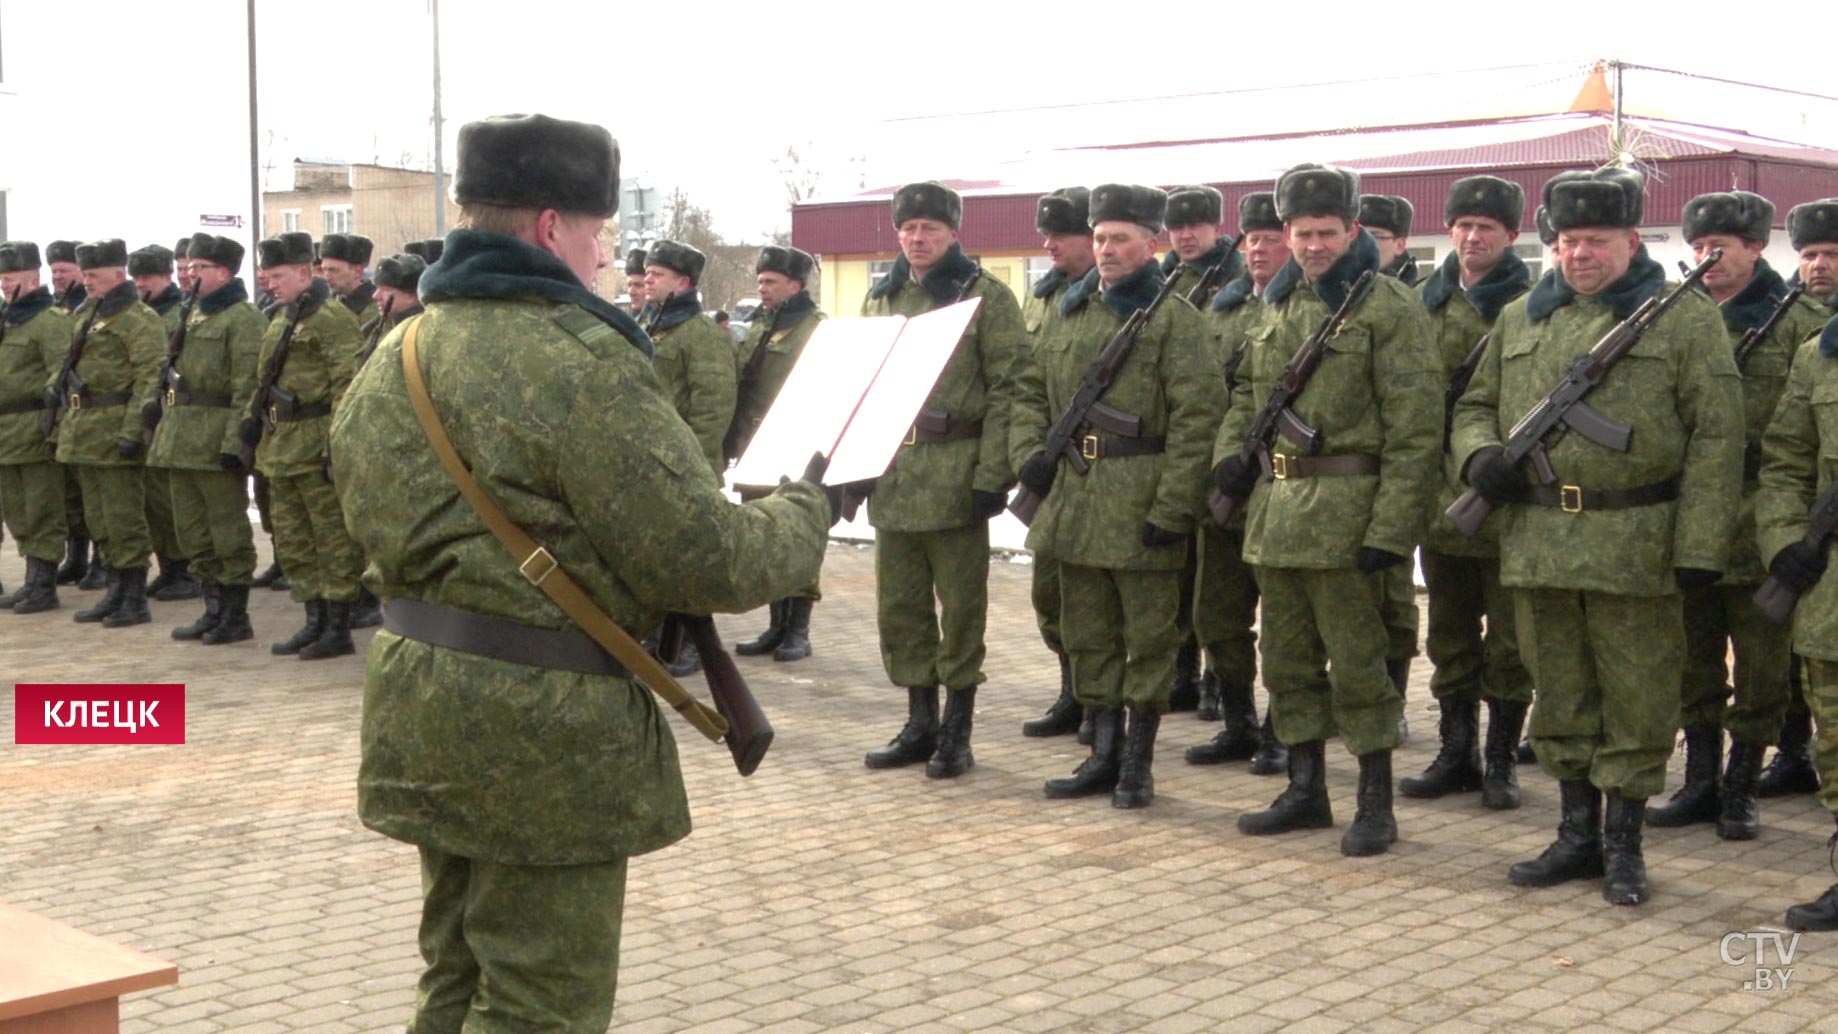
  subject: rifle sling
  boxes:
[1524,477,1678,513]
[398,316,727,743]
[382,597,630,677]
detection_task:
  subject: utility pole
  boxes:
[431,0,446,236]
[1610,57,1627,166]
[247,0,261,254]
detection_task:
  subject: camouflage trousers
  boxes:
[1195,523,1258,689]
[411,846,626,1034]
[1800,658,1838,816]
[170,470,256,586]
[269,470,363,603]
[1421,550,1533,705]
[1681,582,1793,746]
[1256,565,1402,757]
[1517,588,1683,800]
[1031,554,1062,655]
[1060,561,1181,709]
[63,468,87,538]
[1380,560,1420,662]
[144,466,186,561]
[875,524,987,689]
[0,461,69,560]
[74,465,150,569]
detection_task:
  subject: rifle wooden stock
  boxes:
[683,614,774,777]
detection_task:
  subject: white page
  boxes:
[728,316,905,489]
[824,297,982,485]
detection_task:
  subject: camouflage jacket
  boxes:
[0,288,69,465]
[1162,238,1246,312]
[246,277,361,478]
[728,290,824,462]
[339,281,380,336]
[54,280,164,467]
[1452,249,1744,596]
[1022,265,1081,337]
[149,279,265,471]
[861,243,1025,531]
[1216,230,1442,568]
[1416,248,1533,558]
[1204,274,1267,530]
[147,284,184,336]
[331,229,829,864]
[1756,333,1838,659]
[1012,260,1222,569]
[647,291,738,478]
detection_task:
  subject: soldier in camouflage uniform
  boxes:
[1014,183,1223,808]
[239,231,365,660]
[1755,307,1838,931]
[356,253,427,369]
[1187,191,1286,774]
[152,233,265,645]
[1401,176,1536,809]
[643,240,737,481]
[1788,199,1838,314]
[48,240,86,313]
[0,241,72,613]
[860,180,1024,779]
[1454,167,1743,905]
[54,239,165,627]
[623,247,648,317]
[130,243,202,603]
[331,114,834,1030]
[1213,164,1441,857]
[46,240,95,587]
[729,245,827,663]
[405,237,444,266]
[1017,186,1094,739]
[1640,192,1829,839]
[322,233,379,330]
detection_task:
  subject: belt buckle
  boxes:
[68,393,81,412]
[164,388,176,407]
[903,425,918,447]
[1081,434,1099,461]
[519,546,559,585]
[1559,484,1583,514]
[1270,453,1290,480]
[267,404,280,425]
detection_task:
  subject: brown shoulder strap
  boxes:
[399,316,727,742]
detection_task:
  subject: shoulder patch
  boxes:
[551,304,622,358]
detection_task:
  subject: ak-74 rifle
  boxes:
[147,283,202,437]
[239,302,307,469]
[1444,332,1492,445]
[41,303,102,438]
[354,294,396,369]
[1182,233,1245,309]
[1734,285,1805,374]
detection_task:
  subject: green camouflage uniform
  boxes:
[331,228,829,1034]
[1216,232,1441,756]
[143,286,187,566]
[0,289,71,560]
[1012,260,1222,707]
[1452,252,1744,799]
[1197,272,1265,690]
[339,281,381,337]
[730,291,825,600]
[1416,249,1535,706]
[149,279,265,585]
[647,292,738,479]
[246,277,364,603]
[1375,258,1422,668]
[1681,265,1826,745]
[1757,329,1838,815]
[861,243,1023,690]
[1021,267,1081,654]
[54,281,163,569]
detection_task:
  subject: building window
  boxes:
[1513,243,1544,282]
[283,210,300,233]
[322,205,353,235]
[868,259,894,282]
[1024,256,1054,293]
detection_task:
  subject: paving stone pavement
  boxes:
[2,538,1836,1033]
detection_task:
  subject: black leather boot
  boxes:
[1518,735,1538,764]
[1196,670,1223,722]
[0,572,21,609]
[1113,705,1161,809]
[252,558,284,589]
[1238,739,1333,835]
[1023,653,1081,737]
[665,639,702,677]
[73,567,122,623]
[1603,794,1651,905]
[1400,698,1482,798]
[1184,678,1259,764]
[150,556,202,601]
[9,557,60,615]
[1045,706,1122,798]
[350,586,382,629]
[300,600,356,660]
[1647,725,1721,827]
[1759,694,1821,797]
[102,567,152,627]
[272,600,327,655]
[202,584,254,645]
[171,582,223,640]
[1785,820,1838,931]
[925,687,976,779]
[1508,779,1604,887]
[736,600,787,656]
[56,535,89,585]
[1249,710,1288,776]
[774,598,813,661]
[1077,705,1096,746]
[1482,698,1529,810]
[78,543,107,590]
[1388,657,1411,743]
[865,686,939,769]
[1342,750,1398,856]
[1717,740,1765,841]
[1167,637,1200,712]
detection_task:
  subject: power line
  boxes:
[1623,63,1838,105]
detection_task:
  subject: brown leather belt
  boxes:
[1525,477,1679,513]
[0,398,47,416]
[167,392,233,408]
[273,403,333,423]
[1263,452,1381,480]
[1077,433,1166,459]
[904,418,982,445]
[382,597,631,677]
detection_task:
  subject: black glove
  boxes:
[115,437,143,460]
[1141,522,1184,548]
[799,450,829,487]
[1018,452,1057,496]
[1770,542,1828,594]
[791,451,845,528]
[1674,567,1722,590]
[140,399,162,429]
[1465,445,1524,505]
[238,417,263,447]
[219,452,244,472]
[1356,547,1408,573]
[1213,453,1258,498]
[971,489,1007,522]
